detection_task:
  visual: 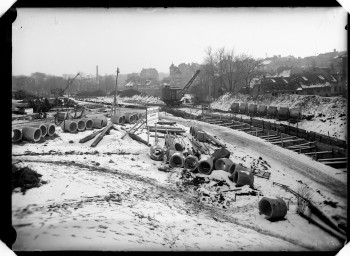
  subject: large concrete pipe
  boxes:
[289,107,301,119]
[91,118,105,129]
[248,104,257,115]
[215,158,234,172]
[22,127,42,142]
[82,118,93,130]
[12,128,22,142]
[124,113,135,123]
[169,150,185,168]
[61,120,78,132]
[278,107,290,120]
[111,114,125,124]
[150,144,164,161]
[231,103,240,113]
[29,123,47,137]
[257,105,267,116]
[239,103,248,114]
[230,168,254,187]
[259,197,288,221]
[198,155,214,175]
[267,106,278,117]
[77,119,86,132]
[43,123,56,136]
[196,131,207,142]
[184,155,199,171]
[133,113,139,121]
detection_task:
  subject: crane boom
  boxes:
[63,72,80,95]
[179,70,200,96]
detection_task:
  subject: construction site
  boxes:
[11,67,348,251]
[8,6,348,253]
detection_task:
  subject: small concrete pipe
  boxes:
[230,168,254,187]
[61,120,78,132]
[184,155,199,171]
[196,130,207,142]
[198,155,214,175]
[22,127,42,142]
[82,118,93,130]
[169,151,185,168]
[228,162,249,174]
[77,119,86,131]
[43,123,56,136]
[125,113,135,123]
[215,158,234,172]
[259,197,288,221]
[12,128,22,142]
[111,114,125,124]
[29,123,47,137]
[150,144,164,161]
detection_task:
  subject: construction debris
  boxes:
[12,164,46,194]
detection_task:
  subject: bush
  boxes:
[13,90,37,100]
[296,183,312,214]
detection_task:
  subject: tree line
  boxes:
[189,46,265,101]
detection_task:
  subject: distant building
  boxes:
[252,72,339,97]
[169,63,182,88]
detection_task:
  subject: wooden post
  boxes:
[281,134,284,147]
[147,125,150,144]
[268,129,270,141]
[296,122,298,137]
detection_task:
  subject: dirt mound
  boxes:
[12,164,47,194]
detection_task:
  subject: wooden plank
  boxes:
[318,157,347,162]
[79,128,105,143]
[271,138,304,144]
[304,151,332,156]
[236,127,251,131]
[321,161,347,165]
[287,142,315,149]
[290,146,316,151]
[90,123,114,147]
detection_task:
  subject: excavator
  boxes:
[161,70,200,107]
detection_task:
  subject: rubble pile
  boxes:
[12,164,47,194]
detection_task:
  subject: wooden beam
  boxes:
[271,138,304,144]
[90,123,114,147]
[304,151,332,156]
[79,128,105,143]
[318,157,347,162]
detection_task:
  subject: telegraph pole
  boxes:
[111,67,120,115]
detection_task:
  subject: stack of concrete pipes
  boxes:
[60,117,97,133]
[110,112,142,125]
[12,123,56,143]
[230,102,301,120]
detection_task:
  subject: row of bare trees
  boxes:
[190,46,265,101]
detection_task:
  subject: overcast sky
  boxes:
[12,7,347,77]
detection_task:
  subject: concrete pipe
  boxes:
[259,197,288,221]
[61,120,78,133]
[22,127,42,142]
[76,119,86,132]
[267,106,278,117]
[111,114,125,124]
[231,103,240,113]
[215,158,234,172]
[239,103,248,114]
[228,163,248,174]
[12,128,22,142]
[248,104,258,115]
[173,142,184,152]
[196,131,207,142]
[198,155,214,175]
[29,123,47,137]
[150,144,164,161]
[124,113,135,123]
[169,151,185,168]
[91,118,105,129]
[231,169,254,187]
[43,123,56,136]
[257,105,267,116]
[184,155,199,171]
[133,113,139,121]
[82,118,94,130]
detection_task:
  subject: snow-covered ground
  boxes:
[12,110,346,251]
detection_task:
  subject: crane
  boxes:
[51,72,80,98]
[161,70,200,107]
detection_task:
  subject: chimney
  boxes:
[96,65,99,89]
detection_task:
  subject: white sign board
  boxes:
[146,107,159,126]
